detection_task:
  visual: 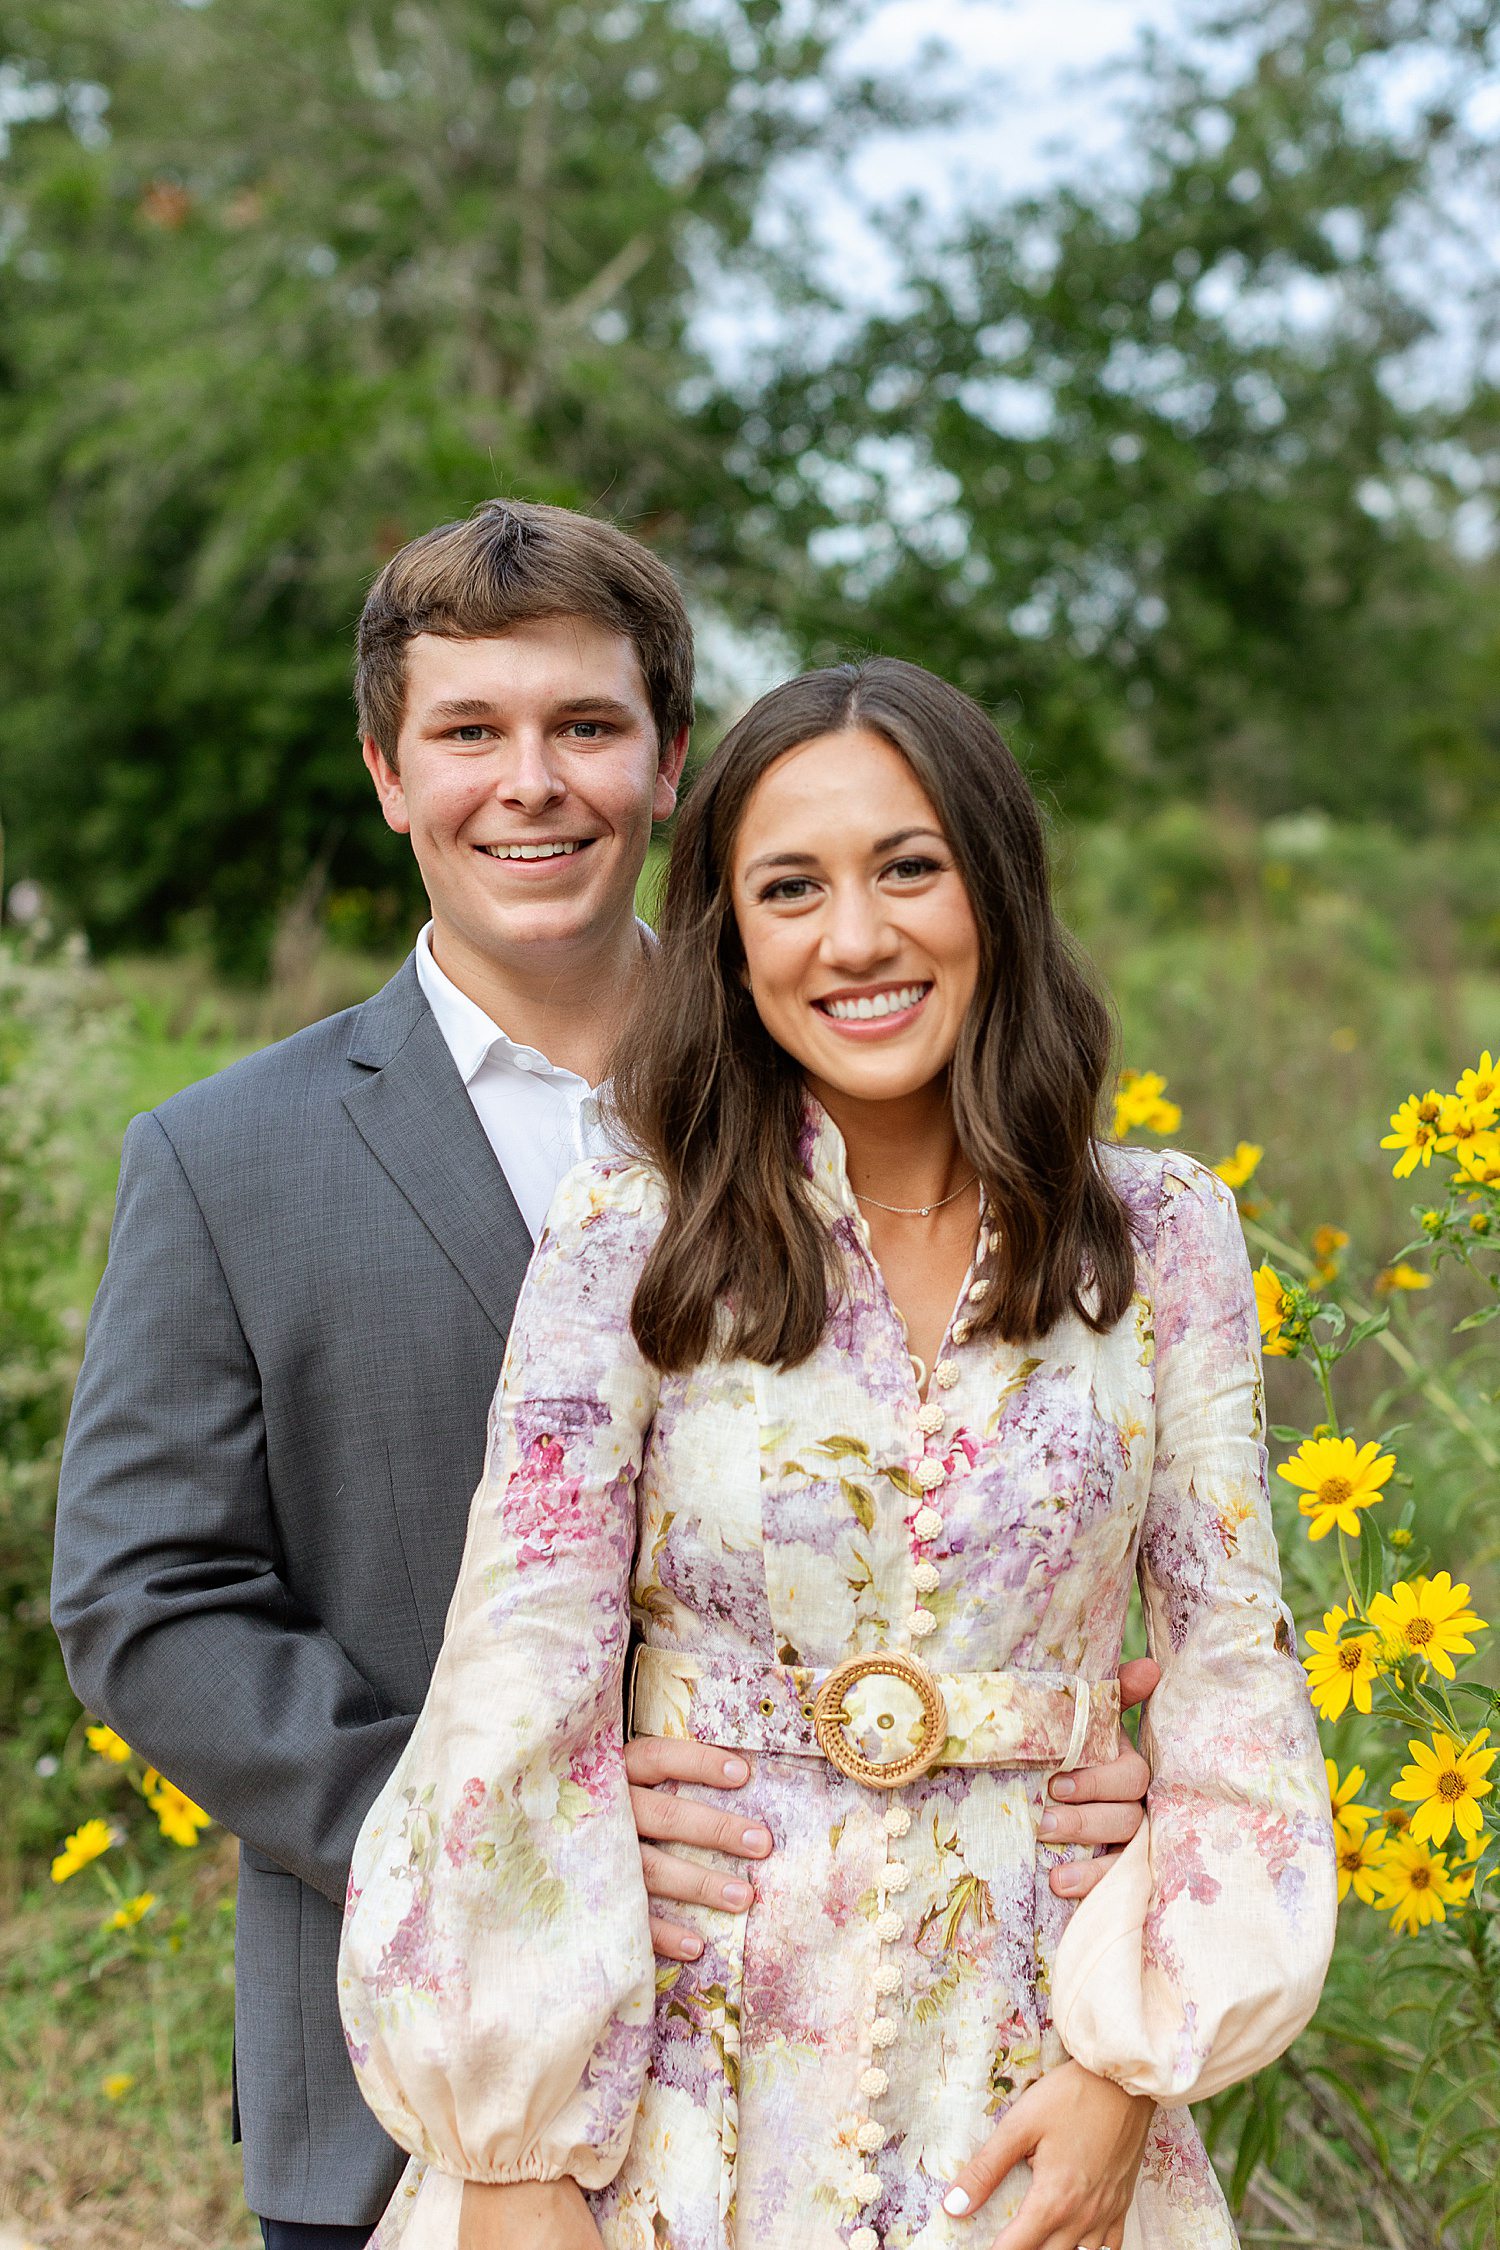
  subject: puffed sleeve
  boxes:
[1051,1157,1337,2104]
[338,1157,662,2199]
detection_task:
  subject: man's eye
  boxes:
[567,721,604,739]
[451,725,489,743]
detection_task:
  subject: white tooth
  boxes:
[870,994,892,1017]
[855,997,874,1019]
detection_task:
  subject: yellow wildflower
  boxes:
[106,1891,157,1932]
[1389,1526,1414,1549]
[1390,1728,1496,1848]
[1438,1092,1499,1151]
[1380,1092,1444,1177]
[143,1772,212,1848]
[1455,1052,1498,1109]
[1367,1572,1487,1679]
[85,1723,132,1764]
[1276,1434,1394,1540]
[1334,1821,1389,1904]
[1375,1262,1432,1293]
[1311,1225,1349,1261]
[1372,1833,1469,1933]
[50,1817,114,1885]
[1112,1069,1182,1139]
[1302,1605,1382,1720]
[101,2072,136,2102]
[1213,1142,1263,1190]
[1253,1263,1293,1356]
[1326,1757,1377,1834]
[1456,1135,1500,1188]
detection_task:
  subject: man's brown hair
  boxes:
[355,499,695,761]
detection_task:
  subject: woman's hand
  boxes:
[940,2061,1154,2250]
[624,1736,773,1961]
[459,2178,605,2250]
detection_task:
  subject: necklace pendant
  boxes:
[918,1205,932,1217]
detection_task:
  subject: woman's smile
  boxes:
[811,980,934,1035]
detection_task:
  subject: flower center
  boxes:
[1410,1866,1432,1891]
[1318,1477,1354,1508]
[1338,1844,1365,1872]
[1337,1644,1365,1674]
[1437,1771,1466,1802]
[1406,1617,1434,1646]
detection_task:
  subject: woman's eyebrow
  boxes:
[872,826,946,852]
[741,850,819,879]
[740,827,947,881]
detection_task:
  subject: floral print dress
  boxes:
[339,1114,1336,2250]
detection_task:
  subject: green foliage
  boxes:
[0,0,913,969]
[736,0,1500,820]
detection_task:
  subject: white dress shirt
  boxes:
[414,923,613,1239]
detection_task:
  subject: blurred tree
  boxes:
[0,0,909,968]
[734,0,1500,819]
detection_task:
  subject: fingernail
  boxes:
[1056,1868,1079,1892]
[1039,1810,1060,1836]
[743,1826,771,1853]
[1051,1775,1076,1798]
[722,1756,749,1782]
[724,1881,753,1908]
[682,1935,704,1958]
[942,2187,971,2216]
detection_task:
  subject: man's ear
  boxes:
[362,736,411,834]
[652,723,692,821]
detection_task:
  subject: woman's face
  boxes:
[730,726,981,1107]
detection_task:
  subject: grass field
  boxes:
[3,809,1498,2247]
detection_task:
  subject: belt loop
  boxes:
[1059,1677,1091,1773]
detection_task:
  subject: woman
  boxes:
[339,659,1336,2250]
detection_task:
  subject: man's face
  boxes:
[363,617,688,978]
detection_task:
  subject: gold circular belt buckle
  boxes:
[811,1651,949,1790]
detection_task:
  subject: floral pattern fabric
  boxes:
[339,1115,1336,2250]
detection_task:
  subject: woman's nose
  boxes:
[820,886,899,971]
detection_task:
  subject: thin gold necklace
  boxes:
[853,1175,979,1219]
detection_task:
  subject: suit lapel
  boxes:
[342,959,535,1341]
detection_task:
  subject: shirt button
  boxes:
[912,1507,944,1542]
[874,1962,903,1994]
[909,1607,937,1639]
[854,2171,883,2205]
[881,1864,911,1896]
[856,2119,886,2153]
[914,1457,945,1490]
[858,2066,889,2098]
[882,1806,911,1838]
[869,2016,898,2049]
[913,1560,940,1593]
[934,1360,960,1390]
[874,1909,902,1942]
[917,1402,946,1435]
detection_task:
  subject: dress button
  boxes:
[951,1318,972,1345]
[917,1401,946,1435]
[912,1506,944,1542]
[913,1560,940,1593]
[909,1607,937,1639]
[874,1909,902,1942]
[869,2015,898,2048]
[881,1863,911,1895]
[856,2119,886,2153]
[854,2171,883,2205]
[967,1278,990,1303]
[914,1457,945,1490]
[849,2229,879,2250]
[859,2066,889,2098]
[874,1962,902,1994]
[934,1360,960,1391]
[882,1805,912,1838]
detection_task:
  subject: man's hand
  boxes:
[460,2179,603,2250]
[1044,1658,1159,1901]
[625,1736,773,1962]
[940,2061,1154,2250]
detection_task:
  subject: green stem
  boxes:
[1245,1219,1500,1470]
[1335,1526,1363,1615]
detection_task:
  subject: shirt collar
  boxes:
[414,923,581,1088]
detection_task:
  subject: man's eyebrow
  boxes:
[423,698,498,723]
[420,695,640,725]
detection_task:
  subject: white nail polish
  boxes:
[943,2187,971,2216]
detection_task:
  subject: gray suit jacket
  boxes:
[52,957,536,2226]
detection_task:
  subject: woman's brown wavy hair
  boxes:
[610,656,1136,1371]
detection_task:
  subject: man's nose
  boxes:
[496,731,566,814]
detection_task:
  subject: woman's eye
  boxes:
[886,855,941,881]
[762,877,815,902]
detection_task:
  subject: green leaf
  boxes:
[815,1435,874,1462]
[1454,1302,1500,1332]
[1345,1308,1391,1349]
[1269,1425,1306,1444]
[883,1466,927,1500]
[841,1479,876,1534]
[1355,1517,1383,1609]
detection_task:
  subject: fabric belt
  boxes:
[627,1643,1121,1782]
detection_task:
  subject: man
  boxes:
[52,500,1154,2250]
